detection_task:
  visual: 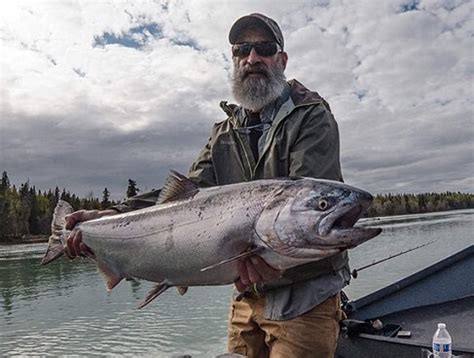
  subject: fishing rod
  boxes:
[351,241,435,279]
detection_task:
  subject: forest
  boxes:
[0,171,472,243]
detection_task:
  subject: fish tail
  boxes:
[41,200,74,265]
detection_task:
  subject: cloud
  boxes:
[0,0,472,199]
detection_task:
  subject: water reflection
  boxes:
[1,254,90,314]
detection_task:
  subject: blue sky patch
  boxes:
[399,0,420,13]
[93,23,162,49]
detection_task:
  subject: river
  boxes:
[0,209,472,357]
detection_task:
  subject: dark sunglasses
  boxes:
[232,41,280,58]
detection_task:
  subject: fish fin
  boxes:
[97,260,123,291]
[41,200,75,265]
[138,283,170,309]
[200,247,264,272]
[176,286,188,296]
[157,170,199,204]
[40,236,65,265]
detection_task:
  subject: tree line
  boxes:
[0,171,140,243]
[0,170,472,243]
[366,192,473,217]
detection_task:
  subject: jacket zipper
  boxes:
[228,112,254,181]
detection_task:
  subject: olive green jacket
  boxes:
[115,79,350,320]
[188,77,348,283]
[189,79,343,186]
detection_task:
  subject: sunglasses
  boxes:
[232,41,280,58]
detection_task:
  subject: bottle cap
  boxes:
[438,323,446,329]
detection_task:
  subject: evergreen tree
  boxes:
[28,186,40,235]
[101,187,111,209]
[126,179,139,198]
[0,172,10,239]
[0,171,10,193]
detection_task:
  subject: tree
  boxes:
[0,171,10,194]
[28,186,40,235]
[101,187,111,209]
[0,172,10,239]
[126,179,139,198]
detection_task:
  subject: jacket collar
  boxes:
[287,79,330,111]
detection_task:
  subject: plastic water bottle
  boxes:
[432,323,452,358]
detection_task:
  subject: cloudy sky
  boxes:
[1,0,472,200]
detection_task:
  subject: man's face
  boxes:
[233,29,287,76]
[231,28,288,111]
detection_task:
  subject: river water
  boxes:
[0,209,472,357]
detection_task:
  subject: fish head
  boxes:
[255,178,382,258]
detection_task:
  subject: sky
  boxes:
[0,0,473,200]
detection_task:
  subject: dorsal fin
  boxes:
[157,170,200,204]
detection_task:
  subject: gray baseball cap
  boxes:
[229,13,284,50]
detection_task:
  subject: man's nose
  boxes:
[246,47,261,65]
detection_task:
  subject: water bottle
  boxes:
[432,323,452,358]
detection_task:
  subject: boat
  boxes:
[335,245,474,357]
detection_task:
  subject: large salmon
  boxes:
[41,171,381,307]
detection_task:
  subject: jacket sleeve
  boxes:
[289,105,343,182]
[187,125,218,187]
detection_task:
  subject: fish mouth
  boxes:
[320,203,364,235]
[318,201,382,246]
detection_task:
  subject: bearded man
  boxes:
[66,13,348,358]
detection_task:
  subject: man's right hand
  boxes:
[65,209,118,258]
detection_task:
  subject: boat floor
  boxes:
[360,296,474,353]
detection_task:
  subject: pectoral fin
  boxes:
[138,283,170,309]
[97,260,123,290]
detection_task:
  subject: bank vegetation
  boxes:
[0,171,472,243]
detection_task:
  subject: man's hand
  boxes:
[234,256,283,292]
[65,209,117,258]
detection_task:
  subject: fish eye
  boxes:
[318,198,329,211]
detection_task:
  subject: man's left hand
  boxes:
[235,256,283,292]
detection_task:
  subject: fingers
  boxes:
[235,256,283,293]
[249,256,282,281]
[65,211,81,230]
[234,278,247,292]
[66,230,82,258]
[237,260,250,286]
[245,259,262,284]
[64,209,109,259]
[65,230,94,259]
[66,209,102,229]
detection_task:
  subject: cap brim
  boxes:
[229,16,276,44]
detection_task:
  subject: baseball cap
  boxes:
[229,13,284,50]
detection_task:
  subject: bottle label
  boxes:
[433,342,451,355]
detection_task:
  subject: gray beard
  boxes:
[231,60,287,111]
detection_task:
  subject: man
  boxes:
[66,13,348,358]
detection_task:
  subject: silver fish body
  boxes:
[42,172,381,306]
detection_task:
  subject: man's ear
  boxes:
[279,51,288,70]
